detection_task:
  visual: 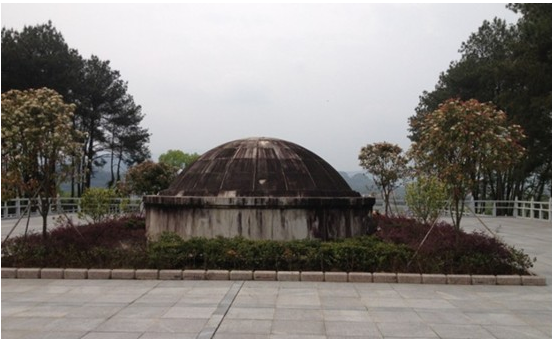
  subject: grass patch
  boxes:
[1,215,533,275]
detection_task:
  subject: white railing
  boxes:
[512,198,552,222]
[1,197,142,219]
[369,198,551,223]
[2,197,551,222]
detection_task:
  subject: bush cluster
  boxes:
[374,215,533,275]
[147,233,411,272]
[1,216,147,268]
[1,215,533,275]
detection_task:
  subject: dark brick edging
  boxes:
[1,267,546,286]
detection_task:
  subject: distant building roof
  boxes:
[161,137,360,197]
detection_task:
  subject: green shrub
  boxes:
[146,234,414,272]
[2,215,534,275]
[405,175,448,224]
[78,187,119,223]
[1,216,146,268]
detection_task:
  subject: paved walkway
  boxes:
[2,217,551,339]
[2,213,82,241]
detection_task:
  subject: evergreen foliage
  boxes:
[410,5,552,201]
[1,22,150,196]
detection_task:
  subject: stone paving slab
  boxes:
[2,217,551,338]
[2,279,551,339]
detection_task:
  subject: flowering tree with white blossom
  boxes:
[2,88,84,237]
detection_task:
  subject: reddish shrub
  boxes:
[1,215,533,275]
[2,216,146,268]
[373,215,532,275]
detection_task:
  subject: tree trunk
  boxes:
[39,197,49,240]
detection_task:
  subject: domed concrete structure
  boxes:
[161,137,360,198]
[144,137,375,241]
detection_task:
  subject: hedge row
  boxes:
[1,216,533,275]
[148,233,412,273]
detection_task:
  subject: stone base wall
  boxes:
[144,196,375,241]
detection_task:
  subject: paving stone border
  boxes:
[1,267,546,285]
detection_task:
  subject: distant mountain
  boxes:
[339,172,375,195]
[63,168,399,197]
[60,169,116,193]
[339,171,405,198]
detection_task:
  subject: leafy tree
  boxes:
[158,150,200,170]
[405,176,448,225]
[358,142,408,215]
[411,7,552,201]
[76,56,125,193]
[507,4,552,199]
[2,23,150,196]
[105,93,151,187]
[409,98,525,230]
[78,187,118,223]
[1,88,84,237]
[1,21,83,102]
[123,161,176,196]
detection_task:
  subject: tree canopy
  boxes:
[1,88,84,236]
[1,22,150,196]
[123,161,176,196]
[409,98,525,229]
[358,142,408,215]
[410,4,552,200]
[158,150,200,170]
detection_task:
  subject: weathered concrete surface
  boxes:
[145,196,375,241]
[161,137,361,198]
[144,137,375,241]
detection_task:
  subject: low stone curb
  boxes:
[88,269,111,280]
[40,268,64,279]
[0,267,546,286]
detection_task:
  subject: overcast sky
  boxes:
[1,3,520,172]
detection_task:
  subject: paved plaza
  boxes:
[2,217,551,339]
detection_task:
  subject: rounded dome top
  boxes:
[161,137,359,197]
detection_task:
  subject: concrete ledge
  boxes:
[472,275,497,285]
[373,272,397,283]
[206,270,229,280]
[422,274,447,284]
[111,269,136,280]
[136,269,159,280]
[324,272,348,282]
[40,268,64,279]
[0,266,545,285]
[17,268,40,279]
[348,272,372,283]
[64,268,87,279]
[183,269,206,280]
[230,270,253,280]
[88,269,111,279]
[277,271,300,281]
[1,268,17,279]
[521,275,546,286]
[496,275,522,285]
[447,275,472,285]
[397,273,421,284]
[301,271,324,282]
[254,270,277,281]
[159,269,183,280]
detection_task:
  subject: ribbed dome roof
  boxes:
[161,137,359,197]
